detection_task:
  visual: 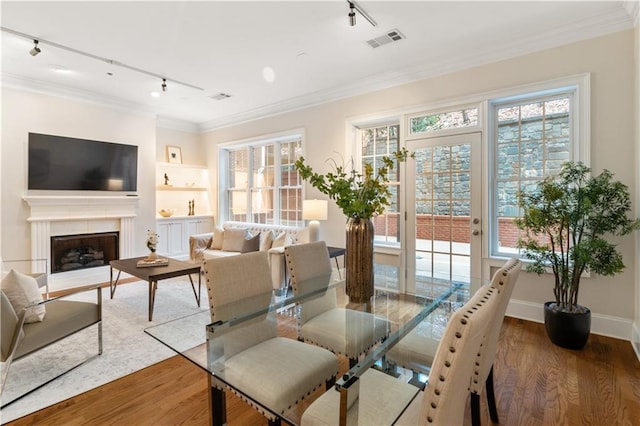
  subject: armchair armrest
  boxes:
[24,285,102,311]
[189,233,213,264]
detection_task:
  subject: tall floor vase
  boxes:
[345,217,375,304]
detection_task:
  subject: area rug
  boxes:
[0,277,208,423]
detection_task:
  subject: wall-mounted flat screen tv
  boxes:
[28,133,138,191]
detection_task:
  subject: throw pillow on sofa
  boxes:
[209,227,225,250]
[241,233,261,253]
[1,269,46,323]
[271,231,293,248]
[259,230,275,251]
[221,228,249,252]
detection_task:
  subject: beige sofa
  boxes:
[189,221,308,292]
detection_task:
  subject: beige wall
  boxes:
[0,88,158,261]
[156,127,203,166]
[202,30,637,331]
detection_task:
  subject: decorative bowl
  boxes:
[158,209,176,218]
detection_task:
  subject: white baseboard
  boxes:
[633,322,640,363]
[506,299,633,341]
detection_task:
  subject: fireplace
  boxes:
[51,232,119,274]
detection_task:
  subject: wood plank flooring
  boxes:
[4,317,640,425]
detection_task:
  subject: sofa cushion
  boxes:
[241,233,261,253]
[259,230,275,251]
[1,270,46,323]
[209,227,225,250]
[271,231,293,248]
[222,228,249,252]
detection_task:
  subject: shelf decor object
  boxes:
[166,145,182,164]
[158,209,175,218]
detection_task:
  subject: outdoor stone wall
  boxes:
[496,112,570,216]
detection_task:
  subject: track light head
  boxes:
[348,2,356,26]
[161,78,167,92]
[29,40,41,56]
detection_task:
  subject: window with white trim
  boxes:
[360,124,402,246]
[220,136,303,226]
[490,87,581,257]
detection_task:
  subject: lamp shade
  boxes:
[302,199,328,221]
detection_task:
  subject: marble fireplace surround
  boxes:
[23,195,139,291]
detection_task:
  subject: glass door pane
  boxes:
[407,133,482,296]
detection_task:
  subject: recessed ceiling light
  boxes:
[262,66,275,83]
[150,91,161,98]
[50,64,73,74]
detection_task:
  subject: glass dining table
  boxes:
[144,269,478,425]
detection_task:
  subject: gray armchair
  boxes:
[0,285,102,408]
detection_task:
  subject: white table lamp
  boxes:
[303,199,328,242]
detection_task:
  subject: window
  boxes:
[361,124,402,246]
[409,107,479,135]
[221,136,303,226]
[490,88,580,257]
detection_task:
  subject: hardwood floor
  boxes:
[4,317,639,425]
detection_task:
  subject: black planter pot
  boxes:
[543,301,591,350]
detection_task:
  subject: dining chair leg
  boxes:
[268,418,282,426]
[485,365,499,423]
[471,392,481,426]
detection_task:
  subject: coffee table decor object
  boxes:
[136,257,169,268]
[146,229,159,260]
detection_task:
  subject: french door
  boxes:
[406,132,482,295]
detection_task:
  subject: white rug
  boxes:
[0,277,208,423]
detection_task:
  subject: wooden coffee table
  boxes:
[109,256,201,321]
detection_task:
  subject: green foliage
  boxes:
[515,162,640,312]
[295,148,414,219]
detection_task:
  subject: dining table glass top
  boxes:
[145,269,480,425]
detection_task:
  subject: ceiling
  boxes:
[1,1,637,132]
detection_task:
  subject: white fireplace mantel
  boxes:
[23,195,139,221]
[23,195,140,280]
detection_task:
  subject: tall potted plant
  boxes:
[295,148,413,303]
[515,161,639,349]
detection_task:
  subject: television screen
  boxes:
[28,133,138,191]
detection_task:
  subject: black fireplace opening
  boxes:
[51,232,119,274]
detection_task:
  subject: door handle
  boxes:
[472,229,480,236]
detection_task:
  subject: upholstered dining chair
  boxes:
[385,258,521,426]
[284,241,390,368]
[203,251,338,426]
[301,282,501,425]
[469,258,521,426]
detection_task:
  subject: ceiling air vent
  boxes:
[366,29,405,49]
[209,92,231,100]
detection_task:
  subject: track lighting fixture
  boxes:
[348,2,356,26]
[1,27,205,92]
[344,0,377,27]
[29,39,41,56]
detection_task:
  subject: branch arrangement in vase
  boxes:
[294,147,414,219]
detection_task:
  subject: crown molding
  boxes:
[199,5,634,132]
[623,0,639,26]
[3,4,635,134]
[156,116,200,133]
[1,72,157,119]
